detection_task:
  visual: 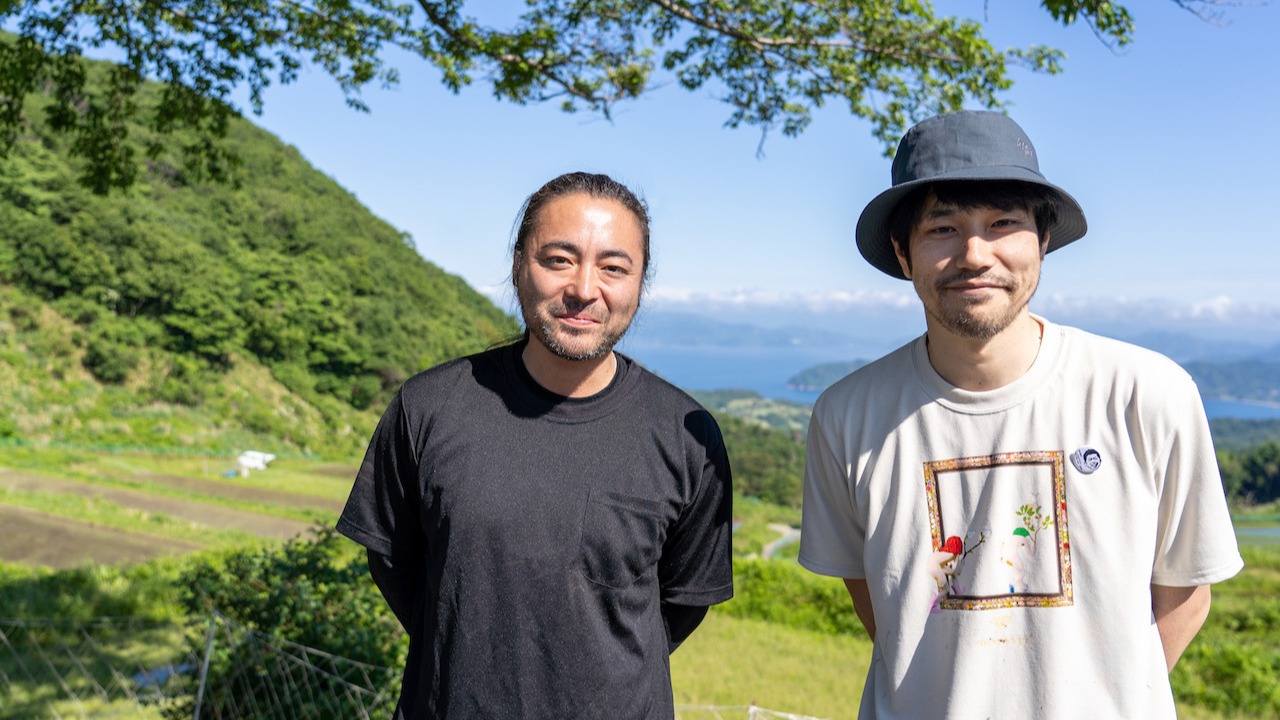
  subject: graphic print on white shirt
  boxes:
[922,450,1073,613]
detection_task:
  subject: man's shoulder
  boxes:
[813,339,918,408]
[1054,322,1192,380]
[628,359,701,406]
[398,344,509,402]
[622,355,724,435]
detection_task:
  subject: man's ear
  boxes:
[1040,230,1051,259]
[892,237,912,280]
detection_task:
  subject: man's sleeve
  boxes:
[1150,374,1243,586]
[336,390,426,559]
[657,410,734,607]
[368,548,421,632]
[661,602,709,653]
[798,406,866,579]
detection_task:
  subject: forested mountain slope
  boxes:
[0,58,517,457]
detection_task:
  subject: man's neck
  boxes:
[521,340,618,398]
[924,314,1044,392]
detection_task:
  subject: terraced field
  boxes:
[0,451,357,568]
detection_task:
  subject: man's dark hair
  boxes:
[887,180,1061,271]
[510,171,652,288]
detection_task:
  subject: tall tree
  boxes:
[0,0,1233,193]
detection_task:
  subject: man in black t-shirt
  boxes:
[337,172,734,719]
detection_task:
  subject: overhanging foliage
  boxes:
[0,0,1236,192]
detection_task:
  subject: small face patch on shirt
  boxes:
[1070,447,1102,475]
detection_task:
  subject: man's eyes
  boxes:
[538,256,630,275]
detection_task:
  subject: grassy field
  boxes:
[673,611,1256,720]
[0,445,349,567]
[672,612,871,719]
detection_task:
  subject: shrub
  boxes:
[172,528,403,719]
[177,527,401,667]
[720,557,866,639]
[83,334,139,383]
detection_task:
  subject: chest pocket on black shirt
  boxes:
[580,489,666,589]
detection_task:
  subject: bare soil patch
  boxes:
[0,505,202,568]
[0,470,318,542]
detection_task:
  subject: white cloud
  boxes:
[1188,295,1235,320]
[645,287,917,312]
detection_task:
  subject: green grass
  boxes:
[672,611,871,720]
[1233,500,1280,527]
[0,445,344,524]
[1170,541,1280,718]
[0,619,187,720]
[0,485,261,548]
[672,612,1249,720]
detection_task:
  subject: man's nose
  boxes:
[956,232,995,269]
[566,265,600,300]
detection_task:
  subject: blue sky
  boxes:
[236,1,1279,342]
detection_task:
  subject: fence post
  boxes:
[192,612,220,720]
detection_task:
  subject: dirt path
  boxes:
[0,504,203,568]
[0,470,319,541]
[762,523,801,559]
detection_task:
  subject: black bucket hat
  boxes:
[855,110,1088,279]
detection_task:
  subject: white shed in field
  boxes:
[237,450,276,477]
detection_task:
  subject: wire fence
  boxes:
[0,615,826,719]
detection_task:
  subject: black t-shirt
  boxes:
[337,341,734,719]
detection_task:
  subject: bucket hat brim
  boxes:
[854,111,1088,280]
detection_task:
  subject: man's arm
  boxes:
[367,548,421,632]
[1151,583,1211,671]
[661,602,709,653]
[843,578,876,641]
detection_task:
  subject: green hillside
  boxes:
[0,57,517,457]
[786,360,869,392]
[1186,360,1280,406]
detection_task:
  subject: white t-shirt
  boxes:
[799,318,1242,719]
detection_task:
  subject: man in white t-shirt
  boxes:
[799,110,1243,719]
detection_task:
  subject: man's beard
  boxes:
[923,270,1037,340]
[528,312,626,361]
[518,292,635,362]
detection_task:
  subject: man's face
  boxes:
[516,193,645,362]
[895,193,1046,340]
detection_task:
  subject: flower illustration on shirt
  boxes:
[1001,504,1052,593]
[927,531,988,614]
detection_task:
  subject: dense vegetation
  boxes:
[713,411,805,508]
[1211,419,1280,453]
[1186,360,1280,406]
[693,389,812,439]
[1219,442,1280,507]
[0,59,515,456]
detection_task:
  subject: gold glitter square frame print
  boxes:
[923,451,1073,611]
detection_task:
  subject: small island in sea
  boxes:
[786,360,870,393]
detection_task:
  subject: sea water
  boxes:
[625,343,1280,421]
